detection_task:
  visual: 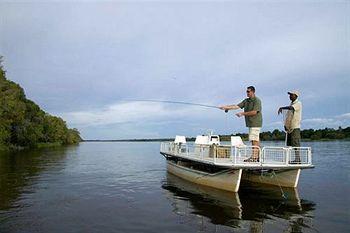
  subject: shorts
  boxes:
[248,127,261,142]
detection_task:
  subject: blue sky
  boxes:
[1,1,349,139]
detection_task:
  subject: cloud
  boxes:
[265,121,284,129]
[58,101,219,127]
[1,1,348,138]
[301,113,350,129]
[336,113,350,119]
[252,113,350,132]
[57,101,230,139]
[60,99,350,139]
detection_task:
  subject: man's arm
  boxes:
[236,110,258,117]
[219,99,245,112]
[219,104,240,111]
[278,106,294,115]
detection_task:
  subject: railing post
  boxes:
[285,148,289,165]
[308,148,312,164]
[231,146,235,164]
[200,146,203,160]
[214,146,216,163]
[234,147,237,164]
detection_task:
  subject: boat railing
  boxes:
[288,147,312,164]
[261,147,289,164]
[160,142,312,167]
[233,146,262,165]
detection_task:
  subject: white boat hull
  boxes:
[241,169,301,188]
[167,161,242,192]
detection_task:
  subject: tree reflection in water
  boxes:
[0,146,75,211]
[162,173,316,232]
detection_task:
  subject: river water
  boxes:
[0,141,349,233]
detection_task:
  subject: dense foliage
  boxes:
[0,57,81,150]
[219,127,350,141]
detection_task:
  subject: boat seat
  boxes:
[174,135,186,144]
[231,136,245,147]
[195,135,208,144]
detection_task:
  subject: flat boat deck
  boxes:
[160,142,314,170]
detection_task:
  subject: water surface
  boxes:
[0,141,349,232]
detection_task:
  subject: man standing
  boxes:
[278,90,302,163]
[219,86,262,162]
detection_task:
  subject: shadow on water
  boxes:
[162,173,316,232]
[0,146,77,211]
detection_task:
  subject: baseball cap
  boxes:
[288,90,300,97]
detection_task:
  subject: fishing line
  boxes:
[122,99,230,135]
[271,170,288,200]
[121,99,220,110]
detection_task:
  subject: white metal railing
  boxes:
[289,147,312,165]
[160,142,312,167]
[234,146,261,165]
[262,147,289,164]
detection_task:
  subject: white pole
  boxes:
[283,109,288,147]
[285,131,288,147]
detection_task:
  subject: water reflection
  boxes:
[0,146,75,211]
[163,173,242,228]
[162,173,316,232]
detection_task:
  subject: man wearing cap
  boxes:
[278,90,302,163]
[219,86,262,162]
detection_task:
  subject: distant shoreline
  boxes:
[83,138,350,143]
[82,127,350,142]
[83,139,173,142]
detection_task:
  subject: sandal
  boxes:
[244,157,259,162]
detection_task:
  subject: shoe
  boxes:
[244,157,259,162]
[290,159,301,164]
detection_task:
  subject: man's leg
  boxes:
[286,132,292,147]
[291,129,301,163]
[249,127,261,161]
[252,140,260,147]
[252,140,260,160]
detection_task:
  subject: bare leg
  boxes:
[252,140,260,161]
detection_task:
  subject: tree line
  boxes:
[219,127,350,141]
[0,57,81,150]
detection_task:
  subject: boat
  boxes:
[160,132,314,192]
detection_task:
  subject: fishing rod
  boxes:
[121,99,221,110]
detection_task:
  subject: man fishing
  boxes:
[278,90,302,163]
[219,86,263,162]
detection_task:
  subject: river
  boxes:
[0,141,349,232]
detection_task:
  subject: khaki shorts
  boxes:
[248,127,261,141]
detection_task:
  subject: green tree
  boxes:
[0,56,81,150]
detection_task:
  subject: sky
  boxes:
[0,1,349,139]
